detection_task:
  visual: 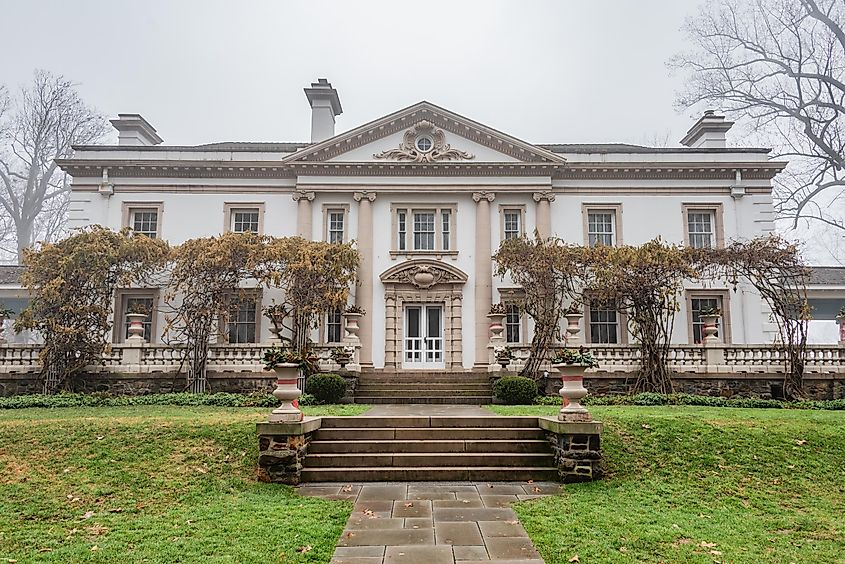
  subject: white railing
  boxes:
[0,343,842,375]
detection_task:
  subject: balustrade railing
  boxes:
[0,343,842,375]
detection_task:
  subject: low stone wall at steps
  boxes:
[2,367,844,400]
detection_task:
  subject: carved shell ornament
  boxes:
[374,120,475,163]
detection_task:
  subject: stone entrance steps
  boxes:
[355,372,493,404]
[301,415,558,482]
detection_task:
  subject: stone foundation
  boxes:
[538,418,603,483]
[542,372,845,400]
[256,418,322,485]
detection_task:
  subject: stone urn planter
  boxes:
[487,311,506,343]
[331,346,353,369]
[126,312,147,343]
[268,363,303,423]
[700,313,720,343]
[836,310,845,346]
[564,311,583,345]
[552,363,592,422]
[342,311,362,342]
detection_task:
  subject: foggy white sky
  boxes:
[1,0,706,146]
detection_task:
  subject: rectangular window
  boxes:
[505,304,521,343]
[123,296,154,342]
[328,210,345,244]
[441,211,451,251]
[326,308,342,343]
[687,211,714,249]
[589,304,619,344]
[228,297,257,343]
[413,211,435,250]
[398,209,407,251]
[504,211,521,240]
[232,209,260,233]
[587,212,615,247]
[691,296,721,344]
[131,210,159,239]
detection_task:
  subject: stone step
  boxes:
[313,427,546,441]
[301,466,560,482]
[303,452,556,468]
[354,396,493,404]
[320,416,540,428]
[308,439,551,454]
[355,389,491,397]
[356,383,492,389]
[359,374,491,382]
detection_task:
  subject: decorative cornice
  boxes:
[353,190,377,202]
[472,191,496,202]
[291,190,315,202]
[532,191,555,202]
[374,120,474,163]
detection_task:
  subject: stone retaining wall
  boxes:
[542,372,845,400]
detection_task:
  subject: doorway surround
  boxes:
[380,259,468,370]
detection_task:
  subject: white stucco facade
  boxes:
[59,84,786,370]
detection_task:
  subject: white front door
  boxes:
[403,304,444,369]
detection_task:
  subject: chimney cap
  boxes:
[304,78,343,116]
[680,110,734,147]
[110,114,163,145]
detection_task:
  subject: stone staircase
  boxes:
[301,415,558,482]
[354,371,493,404]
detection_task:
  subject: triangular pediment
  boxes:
[281,101,565,165]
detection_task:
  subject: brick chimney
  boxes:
[110,114,163,146]
[680,110,734,148]
[304,79,343,143]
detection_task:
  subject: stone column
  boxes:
[354,190,377,367]
[473,191,495,368]
[533,191,556,239]
[292,190,315,239]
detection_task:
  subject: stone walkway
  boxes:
[298,482,559,564]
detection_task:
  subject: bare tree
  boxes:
[671,0,845,233]
[0,70,107,263]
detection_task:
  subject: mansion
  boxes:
[55,79,792,372]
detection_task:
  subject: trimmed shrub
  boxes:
[536,392,845,411]
[0,391,278,409]
[305,373,347,404]
[494,376,538,405]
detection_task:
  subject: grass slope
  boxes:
[489,405,845,563]
[0,405,366,563]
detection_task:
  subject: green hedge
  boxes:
[493,376,538,405]
[304,373,347,404]
[0,392,279,409]
[533,392,845,410]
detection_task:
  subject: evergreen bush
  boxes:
[493,376,538,405]
[304,373,347,404]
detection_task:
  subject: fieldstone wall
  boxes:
[538,419,603,483]
[256,419,321,485]
[542,372,845,400]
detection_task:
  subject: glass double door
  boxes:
[403,304,444,369]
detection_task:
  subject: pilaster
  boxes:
[473,191,495,367]
[533,191,555,239]
[354,190,377,367]
[292,190,315,239]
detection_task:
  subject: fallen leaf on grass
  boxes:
[108,508,123,513]
[90,546,99,552]
[86,524,109,536]
[699,541,718,548]
[796,439,807,446]
[81,511,95,520]
[569,555,580,562]
[710,549,723,556]
[641,424,651,429]
[296,545,312,553]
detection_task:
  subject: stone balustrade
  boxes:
[0,343,842,376]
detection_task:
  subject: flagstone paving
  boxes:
[298,482,558,564]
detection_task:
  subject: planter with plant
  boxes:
[342,305,364,342]
[488,303,507,342]
[125,302,149,342]
[0,303,12,344]
[262,346,308,422]
[564,306,584,344]
[551,346,598,422]
[698,306,721,343]
[837,306,845,345]
[330,345,354,368]
[493,345,514,369]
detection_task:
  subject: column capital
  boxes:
[532,191,556,203]
[472,191,495,203]
[353,190,377,202]
[292,190,315,202]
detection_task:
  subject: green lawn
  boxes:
[489,405,845,563]
[0,405,366,563]
[2,404,843,563]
